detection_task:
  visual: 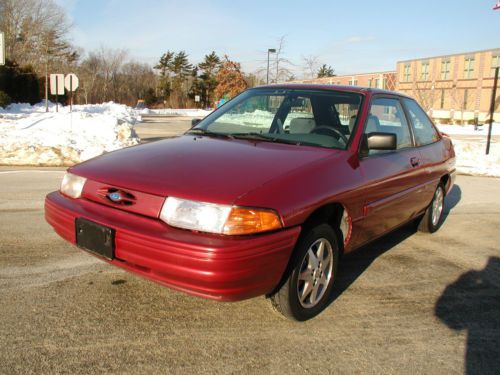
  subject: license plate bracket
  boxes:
[75,218,115,260]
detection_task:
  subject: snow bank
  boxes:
[147,108,213,117]
[435,124,500,177]
[437,123,500,136]
[451,139,500,177]
[0,102,140,166]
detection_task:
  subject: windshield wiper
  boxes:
[231,132,276,142]
[186,128,234,139]
[231,133,317,147]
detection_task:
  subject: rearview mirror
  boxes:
[360,132,397,157]
[191,118,202,128]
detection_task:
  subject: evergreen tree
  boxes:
[154,51,175,100]
[198,51,221,107]
[317,64,336,78]
[154,50,192,106]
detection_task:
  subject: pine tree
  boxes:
[154,51,193,106]
[198,51,221,107]
[154,51,175,100]
[317,64,336,78]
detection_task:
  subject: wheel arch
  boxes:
[300,202,351,256]
[440,174,451,193]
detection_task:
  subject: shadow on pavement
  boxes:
[435,257,500,375]
[442,184,462,221]
[328,184,462,307]
[329,224,417,303]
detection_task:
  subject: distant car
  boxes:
[45,84,455,321]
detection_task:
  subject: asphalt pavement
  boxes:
[134,116,193,142]
[1,169,499,374]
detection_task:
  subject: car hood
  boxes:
[70,135,339,204]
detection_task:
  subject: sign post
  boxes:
[64,73,79,112]
[50,74,64,112]
[0,32,5,66]
[486,67,499,155]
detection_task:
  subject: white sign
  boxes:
[0,32,5,66]
[50,74,65,95]
[64,73,79,91]
[194,95,200,102]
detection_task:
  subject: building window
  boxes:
[421,62,430,81]
[349,79,358,86]
[441,59,451,80]
[374,78,380,88]
[403,64,411,82]
[368,78,373,87]
[440,89,445,109]
[492,54,500,77]
[463,88,468,110]
[464,56,475,79]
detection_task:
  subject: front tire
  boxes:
[269,223,340,321]
[418,183,445,233]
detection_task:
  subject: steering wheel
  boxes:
[310,126,349,144]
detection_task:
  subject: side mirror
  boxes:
[191,118,202,128]
[360,132,397,157]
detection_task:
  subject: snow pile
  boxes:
[0,102,140,166]
[435,124,500,177]
[148,108,213,117]
[451,139,500,177]
[437,123,500,136]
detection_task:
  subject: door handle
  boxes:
[410,157,420,167]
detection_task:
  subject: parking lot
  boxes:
[1,165,499,374]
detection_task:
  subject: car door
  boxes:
[351,96,426,247]
[402,98,445,207]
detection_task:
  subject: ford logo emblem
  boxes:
[108,192,122,202]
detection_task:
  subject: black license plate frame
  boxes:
[75,218,115,260]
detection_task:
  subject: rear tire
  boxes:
[269,223,340,321]
[418,183,445,233]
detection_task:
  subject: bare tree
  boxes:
[98,47,127,102]
[272,36,295,83]
[302,54,320,79]
[413,81,437,113]
[77,47,130,104]
[0,0,75,74]
[120,61,157,103]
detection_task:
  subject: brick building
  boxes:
[397,48,500,124]
[292,48,499,125]
[298,71,397,91]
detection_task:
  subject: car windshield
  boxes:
[189,88,364,149]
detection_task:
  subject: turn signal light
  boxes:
[223,207,282,235]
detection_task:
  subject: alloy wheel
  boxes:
[297,238,334,308]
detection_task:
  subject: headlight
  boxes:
[60,172,87,198]
[160,196,282,235]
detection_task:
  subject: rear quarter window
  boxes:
[403,99,440,146]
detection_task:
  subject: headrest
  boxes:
[289,117,316,133]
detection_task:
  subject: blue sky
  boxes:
[57,0,500,76]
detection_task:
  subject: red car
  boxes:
[45,85,455,321]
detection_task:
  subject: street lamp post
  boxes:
[267,48,276,84]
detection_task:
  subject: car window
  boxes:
[403,99,440,146]
[211,95,285,132]
[365,97,413,155]
[193,89,363,150]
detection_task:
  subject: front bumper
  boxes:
[45,192,301,301]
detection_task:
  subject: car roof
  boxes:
[253,83,413,99]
